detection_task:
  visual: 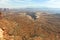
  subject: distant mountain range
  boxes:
[0,8,60,14]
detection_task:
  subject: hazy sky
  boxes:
[0,0,60,8]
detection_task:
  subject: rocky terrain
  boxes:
[0,11,60,40]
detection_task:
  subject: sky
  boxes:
[0,0,60,8]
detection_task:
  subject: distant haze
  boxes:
[0,8,60,14]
